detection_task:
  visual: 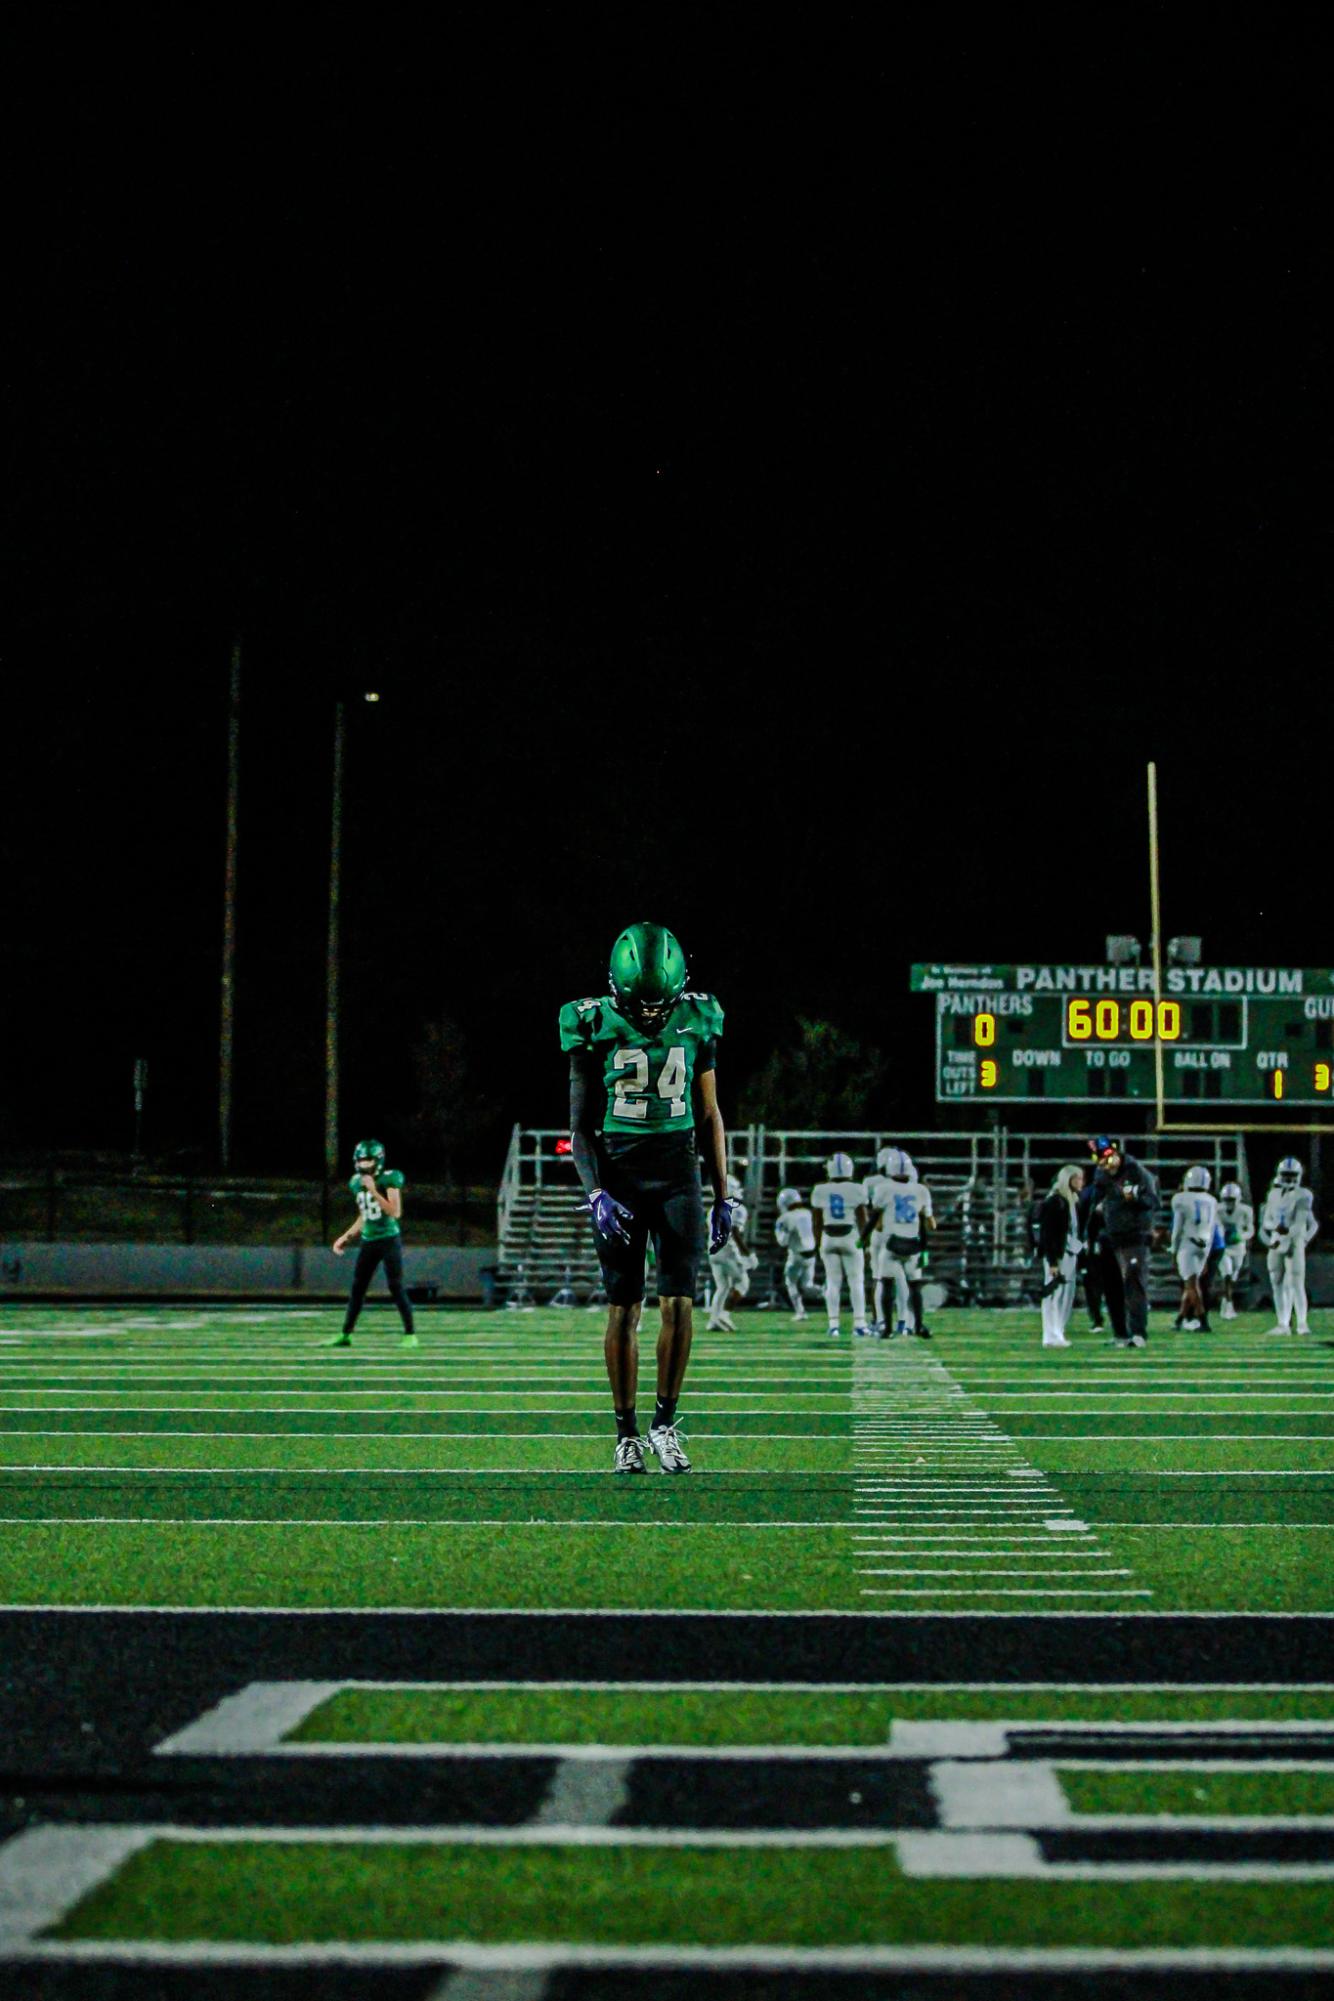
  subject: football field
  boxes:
[3,1302,1334,1996]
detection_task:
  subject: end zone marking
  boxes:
[0,1827,152,1948]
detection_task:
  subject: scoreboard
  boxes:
[912,964,1334,1106]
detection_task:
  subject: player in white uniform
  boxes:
[863,1147,936,1337]
[1169,1165,1219,1331]
[1216,1180,1255,1321]
[1259,1157,1319,1335]
[706,1174,754,1331]
[810,1152,872,1338]
[774,1188,818,1319]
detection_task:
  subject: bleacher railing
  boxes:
[497,1125,1252,1308]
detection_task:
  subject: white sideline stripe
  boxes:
[856,1570,1133,1579]
[0,1604,1324,1618]
[0,1517,868,1529]
[0,1467,849,1479]
[861,1589,1154,1599]
[0,1432,856,1442]
[156,1682,341,1755]
[855,1549,1110,1559]
[9,1946,1334,1973]
[175,1678,1334,1692]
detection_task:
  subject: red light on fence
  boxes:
[554,1137,574,1155]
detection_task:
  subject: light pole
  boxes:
[219,641,242,1169]
[325,700,345,1182]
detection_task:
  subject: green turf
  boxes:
[0,1305,1330,1611]
[293,1684,1334,1747]
[52,1839,1334,1947]
[1061,1766,1334,1817]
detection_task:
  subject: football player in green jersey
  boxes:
[560,922,732,1474]
[325,1139,418,1349]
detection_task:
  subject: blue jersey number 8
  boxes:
[829,1194,846,1221]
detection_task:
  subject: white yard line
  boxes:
[7,1944,1334,1971]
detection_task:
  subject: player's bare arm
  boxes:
[695,1066,727,1206]
[568,1050,603,1199]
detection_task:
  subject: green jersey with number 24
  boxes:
[559,992,724,1134]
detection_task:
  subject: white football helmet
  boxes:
[776,1188,802,1213]
[725,1174,744,1201]
[880,1147,914,1181]
[1219,1181,1242,1205]
[826,1151,855,1180]
[1184,1165,1211,1192]
[1276,1155,1303,1188]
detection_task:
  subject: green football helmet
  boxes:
[353,1138,386,1174]
[609,921,687,1029]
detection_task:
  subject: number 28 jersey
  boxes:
[559,991,724,1134]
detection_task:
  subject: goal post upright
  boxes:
[1148,759,1167,1131]
[1147,758,1330,1144]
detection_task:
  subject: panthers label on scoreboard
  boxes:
[911,964,1334,1105]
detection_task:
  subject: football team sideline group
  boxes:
[328,920,1321,1475]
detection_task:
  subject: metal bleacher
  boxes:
[495,1125,1253,1309]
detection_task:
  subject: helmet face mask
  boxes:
[1220,1181,1241,1206]
[353,1139,386,1176]
[776,1189,801,1213]
[609,921,687,1031]
[1276,1155,1303,1188]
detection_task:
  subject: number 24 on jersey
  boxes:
[613,1045,687,1121]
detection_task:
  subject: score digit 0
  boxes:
[974,1011,996,1046]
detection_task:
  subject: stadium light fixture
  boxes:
[1105,936,1142,965]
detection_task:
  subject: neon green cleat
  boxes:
[400,1333,420,1350]
[319,1333,352,1348]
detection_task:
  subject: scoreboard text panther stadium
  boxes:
[913,964,1334,1105]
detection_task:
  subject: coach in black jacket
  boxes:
[1090,1137,1158,1348]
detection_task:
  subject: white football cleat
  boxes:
[645,1423,691,1474]
[1042,1335,1071,1348]
[853,1323,874,1339]
[614,1437,646,1474]
[827,1324,842,1339]
[791,1306,808,1322]
[1264,1325,1292,1337]
[1221,1299,1237,1321]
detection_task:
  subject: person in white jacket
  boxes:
[1259,1157,1319,1336]
[1037,1164,1084,1348]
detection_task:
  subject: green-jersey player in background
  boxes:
[560,922,733,1473]
[325,1139,418,1349]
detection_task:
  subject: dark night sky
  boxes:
[5,24,1332,1169]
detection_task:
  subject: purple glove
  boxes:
[710,1199,735,1254]
[589,1188,634,1244]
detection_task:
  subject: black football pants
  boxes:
[344,1237,415,1336]
[1104,1239,1150,1341]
